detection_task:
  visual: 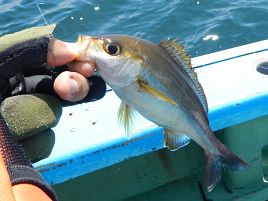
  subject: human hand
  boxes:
[0,32,106,103]
[0,37,106,161]
[47,38,96,102]
[0,25,106,162]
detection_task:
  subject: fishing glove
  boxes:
[0,25,106,200]
[0,113,58,201]
[0,24,106,154]
[0,24,106,103]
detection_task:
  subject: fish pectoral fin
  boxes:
[118,102,136,137]
[137,79,177,106]
[164,129,191,151]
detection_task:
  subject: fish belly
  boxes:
[114,83,194,134]
[114,82,217,153]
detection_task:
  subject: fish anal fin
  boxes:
[118,102,136,137]
[164,129,191,151]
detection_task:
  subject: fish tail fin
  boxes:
[217,140,250,171]
[205,140,250,192]
[205,152,222,192]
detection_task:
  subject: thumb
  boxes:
[47,39,79,66]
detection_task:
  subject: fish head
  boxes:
[77,35,145,88]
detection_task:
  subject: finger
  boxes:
[53,71,90,102]
[67,61,96,77]
[47,39,78,67]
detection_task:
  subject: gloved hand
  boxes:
[0,25,106,162]
[1,94,61,163]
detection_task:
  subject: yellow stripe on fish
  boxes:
[137,79,177,106]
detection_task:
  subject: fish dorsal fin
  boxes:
[118,102,136,137]
[159,39,208,113]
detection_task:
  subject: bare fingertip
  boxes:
[54,71,90,102]
[68,62,96,77]
[48,40,77,66]
[64,42,79,57]
[81,62,96,76]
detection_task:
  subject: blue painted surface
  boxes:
[34,40,268,185]
[37,127,164,185]
[208,91,268,131]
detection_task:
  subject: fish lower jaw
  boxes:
[100,71,137,89]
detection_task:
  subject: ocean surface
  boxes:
[1,0,268,57]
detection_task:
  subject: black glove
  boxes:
[0,112,58,201]
[6,64,106,106]
[0,25,107,201]
[0,24,106,103]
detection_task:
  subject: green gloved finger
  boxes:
[1,94,62,162]
[1,93,62,139]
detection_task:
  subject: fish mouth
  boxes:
[77,35,103,61]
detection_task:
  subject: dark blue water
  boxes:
[1,0,268,57]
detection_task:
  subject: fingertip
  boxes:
[68,62,96,77]
[47,39,78,66]
[54,71,90,102]
[64,42,79,57]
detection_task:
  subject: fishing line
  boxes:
[35,1,48,25]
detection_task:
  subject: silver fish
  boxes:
[77,35,249,191]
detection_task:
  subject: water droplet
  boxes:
[80,17,84,20]
[70,16,74,20]
[84,106,91,111]
[94,6,100,11]
[70,127,78,132]
[196,1,200,5]
[203,34,219,41]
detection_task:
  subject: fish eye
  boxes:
[104,42,121,56]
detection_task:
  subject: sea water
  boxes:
[0,0,268,57]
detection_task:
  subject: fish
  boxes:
[76,34,249,191]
